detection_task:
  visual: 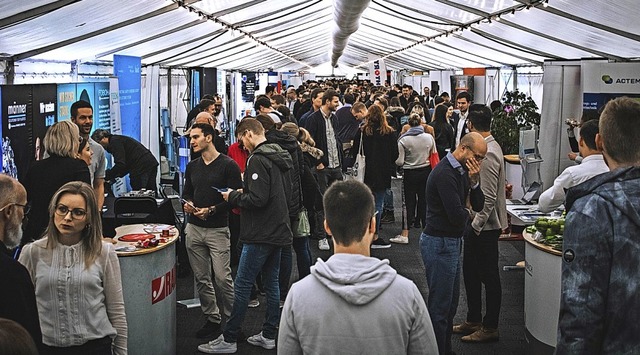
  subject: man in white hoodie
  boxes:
[278,180,438,354]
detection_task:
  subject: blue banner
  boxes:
[113,55,141,141]
[57,83,76,121]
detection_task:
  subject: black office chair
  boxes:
[113,196,158,227]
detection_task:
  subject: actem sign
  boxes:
[151,265,176,305]
[582,62,640,94]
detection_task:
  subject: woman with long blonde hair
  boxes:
[22,120,90,245]
[19,182,127,354]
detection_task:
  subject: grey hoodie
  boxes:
[278,253,438,354]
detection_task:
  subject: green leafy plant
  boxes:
[491,90,541,155]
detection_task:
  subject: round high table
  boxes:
[114,224,179,355]
[523,231,562,355]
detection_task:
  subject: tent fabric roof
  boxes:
[1,0,638,71]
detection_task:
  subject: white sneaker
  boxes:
[197,334,237,353]
[247,332,276,350]
[318,238,330,251]
[389,235,409,244]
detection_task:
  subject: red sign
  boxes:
[151,265,176,305]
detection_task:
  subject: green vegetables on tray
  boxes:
[525,217,565,251]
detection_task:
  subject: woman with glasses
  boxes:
[19,182,127,355]
[22,121,90,246]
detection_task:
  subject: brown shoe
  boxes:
[452,321,482,335]
[461,327,499,342]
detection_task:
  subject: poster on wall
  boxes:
[113,55,141,141]
[32,84,57,162]
[94,82,111,131]
[57,83,76,122]
[582,62,640,114]
[450,75,475,102]
[1,85,31,181]
[241,72,257,103]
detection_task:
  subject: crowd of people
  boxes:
[1,79,639,355]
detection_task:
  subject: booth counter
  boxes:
[114,224,178,355]
[523,231,562,355]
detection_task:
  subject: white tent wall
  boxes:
[141,65,161,171]
[539,61,583,192]
[158,68,190,132]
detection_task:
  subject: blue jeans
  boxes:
[292,237,311,279]
[420,233,462,355]
[223,244,281,342]
[383,188,394,212]
[373,189,385,234]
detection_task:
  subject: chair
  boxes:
[113,196,158,227]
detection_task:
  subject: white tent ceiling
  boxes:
[1,0,639,72]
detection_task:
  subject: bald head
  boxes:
[0,174,27,248]
[195,112,215,128]
[454,132,487,165]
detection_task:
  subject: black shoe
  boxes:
[412,221,422,229]
[380,211,395,224]
[371,237,391,249]
[196,320,221,338]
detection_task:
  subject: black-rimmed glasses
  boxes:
[55,204,87,220]
[463,145,486,161]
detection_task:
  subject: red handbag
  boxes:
[429,152,440,167]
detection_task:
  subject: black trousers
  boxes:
[463,228,502,329]
[403,166,430,227]
[43,336,112,355]
[130,169,158,192]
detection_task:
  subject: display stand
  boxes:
[523,231,561,354]
[115,224,178,355]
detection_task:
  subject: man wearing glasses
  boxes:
[420,132,486,355]
[453,104,507,343]
[0,174,42,351]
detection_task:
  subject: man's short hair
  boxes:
[440,92,450,99]
[91,128,111,143]
[237,117,266,136]
[434,96,444,106]
[375,97,389,110]
[0,174,19,208]
[351,102,366,113]
[310,88,324,102]
[467,104,492,132]
[201,94,215,101]
[456,91,471,103]
[322,89,339,106]
[272,94,285,106]
[198,99,215,110]
[599,97,640,164]
[343,93,355,105]
[265,85,275,94]
[578,119,599,150]
[323,180,375,246]
[254,96,272,112]
[190,122,215,138]
[70,100,92,118]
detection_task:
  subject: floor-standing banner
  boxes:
[1,85,31,181]
[94,81,111,132]
[113,55,141,141]
[32,84,57,161]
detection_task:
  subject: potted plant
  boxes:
[491,90,541,155]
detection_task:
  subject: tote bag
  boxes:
[351,132,365,183]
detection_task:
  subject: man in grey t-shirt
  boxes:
[71,100,106,209]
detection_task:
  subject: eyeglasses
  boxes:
[0,203,31,215]
[55,204,87,220]
[464,145,486,161]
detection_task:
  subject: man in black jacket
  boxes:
[0,175,42,352]
[203,118,293,353]
[420,132,486,355]
[92,129,159,192]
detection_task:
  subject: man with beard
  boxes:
[0,175,42,351]
[307,89,343,251]
[182,123,242,339]
[71,100,107,209]
[420,132,486,355]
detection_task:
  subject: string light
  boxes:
[171,0,313,70]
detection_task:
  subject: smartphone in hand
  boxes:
[180,198,197,209]
[211,186,229,193]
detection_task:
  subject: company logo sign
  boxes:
[602,74,640,85]
[151,265,176,304]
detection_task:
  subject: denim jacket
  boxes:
[556,166,640,354]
